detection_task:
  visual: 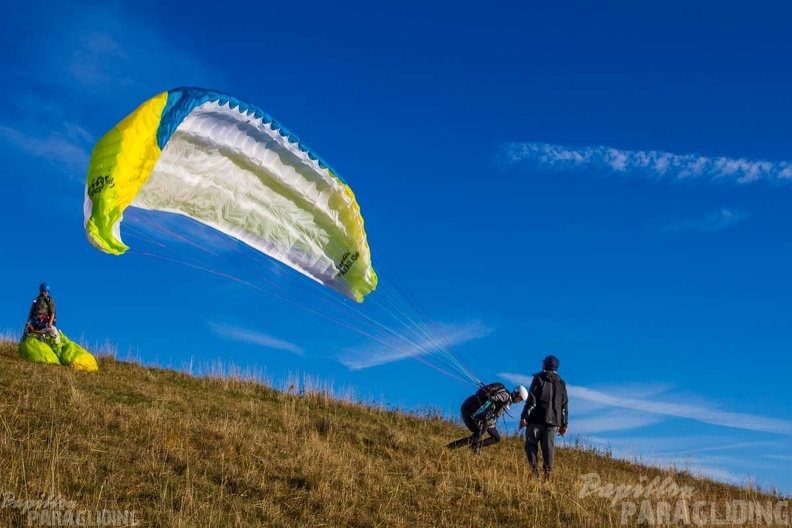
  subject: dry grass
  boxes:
[0,338,786,527]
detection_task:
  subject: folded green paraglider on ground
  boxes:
[18,331,99,372]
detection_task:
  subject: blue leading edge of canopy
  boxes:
[155,86,344,183]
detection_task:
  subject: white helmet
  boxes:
[513,385,528,401]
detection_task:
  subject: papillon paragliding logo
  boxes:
[86,174,115,198]
[1,491,141,526]
[336,250,361,277]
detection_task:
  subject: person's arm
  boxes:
[520,377,541,425]
[561,381,568,428]
[490,388,511,405]
[478,388,512,424]
[48,298,56,326]
[27,299,36,321]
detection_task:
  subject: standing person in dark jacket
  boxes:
[519,355,568,481]
[447,383,528,452]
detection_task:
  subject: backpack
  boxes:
[526,373,567,426]
[475,382,506,403]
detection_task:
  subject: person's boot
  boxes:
[543,469,552,483]
[531,466,540,479]
[469,436,486,454]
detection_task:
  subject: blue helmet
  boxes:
[39,282,50,292]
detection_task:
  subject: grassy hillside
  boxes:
[0,338,785,527]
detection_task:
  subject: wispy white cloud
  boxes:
[635,453,749,485]
[568,385,792,435]
[1,2,216,177]
[659,208,750,233]
[337,320,492,370]
[764,455,792,461]
[501,142,792,184]
[209,322,304,356]
[0,123,93,176]
[584,435,775,457]
[65,31,134,91]
[23,3,214,96]
[578,436,770,486]
[501,374,792,436]
[568,382,676,417]
[665,440,778,456]
[572,409,664,434]
[685,465,748,485]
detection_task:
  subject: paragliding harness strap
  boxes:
[24,315,55,343]
[470,382,505,422]
[471,400,493,421]
[28,314,49,330]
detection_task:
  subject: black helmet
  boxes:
[543,355,560,371]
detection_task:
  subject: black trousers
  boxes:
[524,423,558,472]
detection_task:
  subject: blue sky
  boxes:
[2,0,791,494]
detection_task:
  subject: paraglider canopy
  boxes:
[84,87,377,303]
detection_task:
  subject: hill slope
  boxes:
[0,339,784,527]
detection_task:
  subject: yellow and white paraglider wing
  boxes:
[84,87,377,302]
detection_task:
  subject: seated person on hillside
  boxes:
[25,282,60,344]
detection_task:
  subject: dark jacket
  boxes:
[28,295,56,320]
[520,371,568,427]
